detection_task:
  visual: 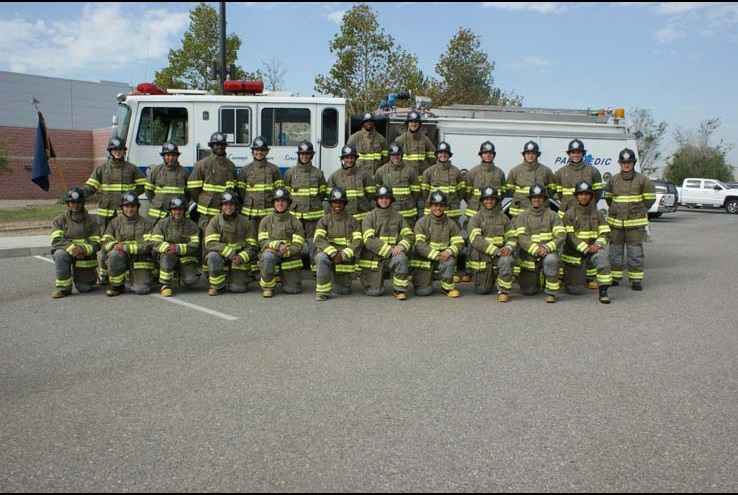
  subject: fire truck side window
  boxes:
[321,108,339,147]
[220,108,251,145]
[136,107,188,146]
[261,108,310,147]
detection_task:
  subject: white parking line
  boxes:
[150,293,238,321]
[34,255,236,320]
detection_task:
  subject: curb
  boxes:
[0,246,50,259]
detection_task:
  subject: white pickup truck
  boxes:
[677,178,738,214]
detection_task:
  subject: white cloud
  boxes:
[0,4,188,79]
[523,56,554,67]
[326,10,346,24]
[654,2,720,16]
[654,26,684,43]
[481,2,568,14]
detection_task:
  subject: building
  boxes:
[0,71,131,199]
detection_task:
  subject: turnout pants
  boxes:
[564,250,612,295]
[315,252,354,295]
[360,254,410,297]
[259,251,303,294]
[159,253,200,289]
[205,251,250,293]
[413,258,457,296]
[609,227,644,282]
[519,253,560,296]
[53,250,97,293]
[106,250,154,294]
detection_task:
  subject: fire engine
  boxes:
[114,81,638,187]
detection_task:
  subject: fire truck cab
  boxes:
[112,82,346,177]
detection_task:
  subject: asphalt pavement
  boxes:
[1,208,737,491]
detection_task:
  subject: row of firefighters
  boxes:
[50,123,655,303]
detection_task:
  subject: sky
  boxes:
[1,2,737,173]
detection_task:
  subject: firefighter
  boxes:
[465,141,506,219]
[326,143,375,222]
[313,187,363,301]
[605,148,656,291]
[150,195,201,297]
[347,112,388,175]
[50,186,100,298]
[394,110,435,185]
[283,140,327,270]
[421,142,467,223]
[237,136,284,232]
[513,183,565,303]
[412,190,466,298]
[359,185,414,300]
[507,140,556,217]
[144,141,190,223]
[466,186,517,301]
[374,141,422,229]
[82,136,145,284]
[562,180,612,303]
[258,187,305,297]
[187,132,238,232]
[101,192,155,297]
[203,189,258,296]
[554,138,603,218]
[422,141,468,282]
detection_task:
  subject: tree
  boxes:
[629,108,667,177]
[153,2,259,92]
[314,3,421,115]
[262,59,286,92]
[430,28,522,108]
[664,118,735,184]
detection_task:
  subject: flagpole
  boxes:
[32,97,68,191]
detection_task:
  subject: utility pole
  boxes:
[219,1,227,94]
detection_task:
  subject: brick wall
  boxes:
[0,125,111,200]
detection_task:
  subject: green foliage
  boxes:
[664,145,734,184]
[314,4,423,115]
[153,2,260,92]
[629,108,667,176]
[664,118,734,184]
[0,139,10,175]
[430,28,522,108]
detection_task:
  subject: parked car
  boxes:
[677,178,738,214]
[649,179,676,219]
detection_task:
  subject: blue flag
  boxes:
[31,112,55,192]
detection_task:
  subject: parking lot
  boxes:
[1,209,736,491]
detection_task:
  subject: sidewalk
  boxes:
[0,234,50,259]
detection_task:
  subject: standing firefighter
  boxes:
[237,135,284,231]
[374,141,422,229]
[359,185,414,300]
[187,132,238,231]
[347,112,388,175]
[464,141,506,219]
[203,189,258,296]
[284,140,327,270]
[50,187,100,298]
[313,187,363,301]
[326,143,375,222]
[554,138,603,218]
[150,195,201,297]
[144,141,190,223]
[82,136,145,284]
[562,180,612,303]
[513,183,565,303]
[466,186,517,301]
[101,192,155,297]
[507,140,556,217]
[605,148,655,291]
[412,190,466,298]
[394,110,436,185]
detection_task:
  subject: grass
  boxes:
[0,204,68,221]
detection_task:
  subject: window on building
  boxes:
[136,107,188,146]
[261,108,310,147]
[220,108,251,145]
